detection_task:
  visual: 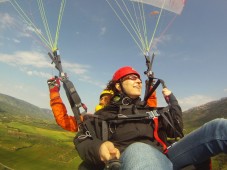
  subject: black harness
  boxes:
[79,103,183,152]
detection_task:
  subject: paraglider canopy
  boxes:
[106,0,186,55]
[131,0,185,15]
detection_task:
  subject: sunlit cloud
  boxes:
[179,94,215,111]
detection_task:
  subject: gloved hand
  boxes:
[47,76,61,93]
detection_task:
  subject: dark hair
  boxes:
[106,80,119,96]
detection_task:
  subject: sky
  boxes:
[0,0,227,114]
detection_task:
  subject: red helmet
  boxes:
[112,66,140,82]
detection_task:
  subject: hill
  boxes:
[0,93,53,121]
[0,93,59,130]
[182,97,227,170]
[183,97,227,132]
[0,93,81,170]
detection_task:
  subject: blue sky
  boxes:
[0,0,227,113]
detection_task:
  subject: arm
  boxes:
[162,88,184,138]
[168,93,183,131]
[49,91,78,132]
[48,77,78,132]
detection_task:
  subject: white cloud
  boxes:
[0,51,105,88]
[0,51,50,68]
[24,25,43,37]
[224,88,227,92]
[20,67,52,78]
[78,76,106,89]
[0,0,8,3]
[13,38,21,43]
[0,13,15,30]
[150,34,172,53]
[178,94,215,111]
[63,62,90,75]
[100,27,106,36]
[0,51,91,75]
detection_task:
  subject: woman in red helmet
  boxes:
[75,66,227,170]
[75,66,178,169]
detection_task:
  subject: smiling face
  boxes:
[115,74,142,99]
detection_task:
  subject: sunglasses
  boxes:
[121,74,141,81]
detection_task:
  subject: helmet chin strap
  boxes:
[118,82,139,105]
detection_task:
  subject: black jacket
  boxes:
[74,93,183,168]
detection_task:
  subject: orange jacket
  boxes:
[50,92,78,132]
[147,89,157,107]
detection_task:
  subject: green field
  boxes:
[1,121,227,170]
[0,121,82,170]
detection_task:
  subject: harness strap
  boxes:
[102,121,108,141]
[161,112,184,138]
[62,79,83,125]
[82,120,97,139]
[48,50,87,130]
[153,117,167,152]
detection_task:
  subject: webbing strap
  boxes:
[161,112,184,138]
[153,117,167,152]
[62,79,82,125]
[102,121,108,141]
[48,50,87,128]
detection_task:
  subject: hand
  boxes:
[162,88,171,104]
[47,76,60,93]
[99,141,120,162]
[162,88,171,97]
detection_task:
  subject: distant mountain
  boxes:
[0,93,55,125]
[183,97,227,131]
[1,92,227,132]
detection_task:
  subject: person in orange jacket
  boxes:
[147,89,157,107]
[47,77,114,132]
